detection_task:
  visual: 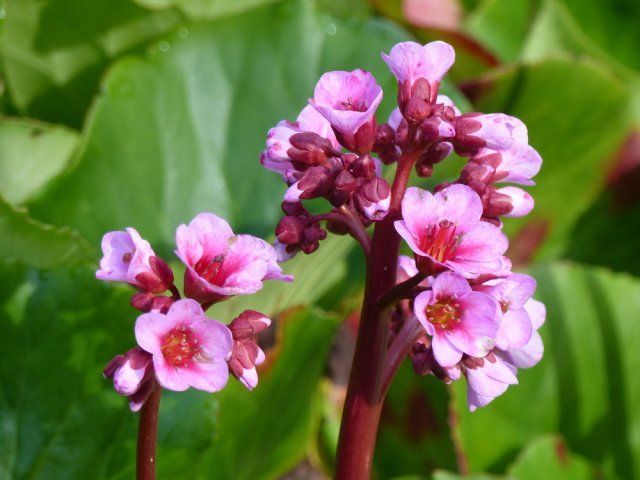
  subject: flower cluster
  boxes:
[260,40,544,410]
[98,213,290,411]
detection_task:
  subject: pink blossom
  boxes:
[310,69,383,147]
[135,299,233,392]
[103,347,154,412]
[476,274,536,350]
[227,310,271,390]
[464,352,518,411]
[395,185,509,278]
[455,113,521,151]
[496,186,534,218]
[381,41,455,89]
[96,228,171,293]
[261,105,340,182]
[176,213,292,303]
[502,299,545,368]
[413,272,499,367]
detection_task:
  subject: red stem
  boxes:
[335,152,418,480]
[137,381,161,480]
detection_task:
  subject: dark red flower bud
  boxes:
[354,122,376,154]
[151,295,173,314]
[276,215,306,245]
[376,123,395,146]
[281,201,306,216]
[290,132,339,156]
[483,188,514,217]
[334,170,358,193]
[354,177,391,221]
[149,256,174,288]
[134,271,166,294]
[297,166,335,199]
[352,154,377,179]
[131,292,155,312]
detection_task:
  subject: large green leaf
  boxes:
[0,117,79,204]
[0,0,181,127]
[0,196,90,268]
[135,0,283,20]
[452,262,640,480]
[467,58,632,259]
[0,262,339,479]
[507,435,594,480]
[29,0,407,249]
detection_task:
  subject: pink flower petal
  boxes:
[434,184,483,234]
[431,331,463,367]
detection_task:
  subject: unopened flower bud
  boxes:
[354,177,391,221]
[131,292,155,312]
[228,310,271,390]
[495,186,534,218]
[354,122,376,154]
[276,215,306,245]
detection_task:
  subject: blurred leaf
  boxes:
[452,262,640,479]
[0,266,138,479]
[0,117,79,204]
[0,196,90,268]
[507,435,594,480]
[210,234,353,319]
[0,0,181,127]
[375,362,458,478]
[466,58,632,259]
[28,0,407,248]
[431,471,501,480]
[181,308,340,480]
[136,0,283,20]
[555,0,640,73]
[463,0,536,61]
[565,192,640,277]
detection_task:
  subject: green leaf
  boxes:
[375,363,458,478]
[507,435,594,480]
[0,117,79,204]
[0,0,181,127]
[0,266,138,479]
[463,0,536,62]
[0,196,90,268]
[452,262,640,479]
[565,191,640,277]
[431,471,502,480]
[137,0,284,20]
[467,58,632,259]
[28,0,408,248]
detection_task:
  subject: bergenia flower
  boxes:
[395,184,509,278]
[227,310,271,390]
[135,299,233,392]
[454,113,520,152]
[176,213,292,303]
[261,105,340,183]
[413,272,499,367]
[310,69,383,148]
[464,352,518,411]
[103,347,154,412]
[382,41,455,92]
[96,228,172,293]
[476,273,536,351]
[502,298,545,368]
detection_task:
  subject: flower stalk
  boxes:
[136,381,161,480]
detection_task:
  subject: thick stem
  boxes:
[335,153,418,480]
[137,381,161,480]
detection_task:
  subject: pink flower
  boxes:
[227,310,271,390]
[310,69,383,148]
[103,347,154,412]
[495,186,534,218]
[395,185,509,278]
[135,299,233,392]
[502,298,545,368]
[261,105,340,182]
[476,274,536,350]
[381,41,455,90]
[413,272,499,367]
[464,352,518,411]
[176,213,292,303]
[96,228,172,293]
[455,113,521,152]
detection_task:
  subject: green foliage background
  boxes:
[1,0,639,478]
